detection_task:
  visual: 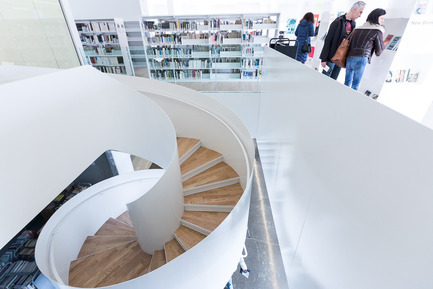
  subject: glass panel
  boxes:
[0,0,80,68]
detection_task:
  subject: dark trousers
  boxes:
[322,61,341,80]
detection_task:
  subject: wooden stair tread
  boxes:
[164,239,185,262]
[97,250,152,287]
[184,183,243,206]
[116,211,133,227]
[69,241,149,287]
[77,236,136,259]
[182,162,239,190]
[177,137,200,159]
[182,211,229,232]
[148,249,166,272]
[180,147,222,175]
[174,225,206,250]
[94,217,135,237]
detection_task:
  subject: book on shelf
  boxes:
[383,34,394,48]
[386,36,401,51]
[406,69,420,82]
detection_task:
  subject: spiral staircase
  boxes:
[22,66,255,289]
[68,137,243,287]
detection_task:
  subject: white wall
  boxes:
[0,65,176,249]
[254,47,433,289]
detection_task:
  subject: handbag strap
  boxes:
[346,31,354,43]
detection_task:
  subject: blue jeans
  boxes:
[322,61,341,80]
[344,56,368,91]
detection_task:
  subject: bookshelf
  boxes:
[0,231,39,289]
[75,18,134,76]
[0,185,90,289]
[140,13,279,87]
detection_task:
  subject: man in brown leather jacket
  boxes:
[344,8,386,91]
[320,1,366,80]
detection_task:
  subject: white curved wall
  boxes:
[127,154,184,253]
[256,47,433,288]
[110,74,255,188]
[35,170,165,284]
[0,66,255,289]
[0,66,177,249]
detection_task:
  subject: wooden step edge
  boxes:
[163,243,168,264]
[74,240,137,261]
[181,156,223,182]
[180,219,211,236]
[115,218,134,228]
[184,204,234,213]
[163,240,185,263]
[116,211,133,228]
[94,217,136,236]
[179,140,201,165]
[77,235,137,259]
[146,255,154,274]
[173,233,188,252]
[183,178,240,196]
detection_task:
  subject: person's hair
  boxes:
[350,1,366,11]
[301,12,315,23]
[367,8,386,24]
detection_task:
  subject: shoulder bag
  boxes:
[331,32,353,68]
[301,39,311,53]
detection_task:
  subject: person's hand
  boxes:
[321,62,327,68]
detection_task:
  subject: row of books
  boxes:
[243,31,264,42]
[243,47,260,56]
[81,35,119,45]
[241,70,262,79]
[146,35,181,45]
[95,66,126,74]
[242,58,263,68]
[76,22,116,33]
[84,46,122,55]
[145,33,267,45]
[151,59,210,69]
[89,56,124,66]
[0,232,35,264]
[150,70,212,80]
[2,261,37,276]
[147,46,209,57]
[0,272,35,289]
[211,46,242,55]
[143,18,275,31]
[150,70,175,80]
[177,70,205,79]
[243,18,277,29]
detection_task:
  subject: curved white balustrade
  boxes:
[0,66,178,250]
[1,66,255,289]
[110,74,255,185]
[35,170,165,284]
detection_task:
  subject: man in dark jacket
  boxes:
[320,1,366,80]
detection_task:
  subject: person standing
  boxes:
[319,1,366,79]
[295,12,315,63]
[344,8,386,91]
